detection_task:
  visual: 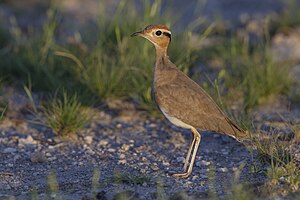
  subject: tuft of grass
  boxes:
[113,171,151,186]
[40,91,91,136]
[250,128,300,194]
[54,0,208,114]
[46,170,60,199]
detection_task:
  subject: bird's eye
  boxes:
[155,30,162,36]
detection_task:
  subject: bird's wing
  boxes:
[154,70,244,137]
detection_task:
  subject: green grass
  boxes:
[199,26,292,112]
[39,91,91,136]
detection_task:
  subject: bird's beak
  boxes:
[130,30,144,37]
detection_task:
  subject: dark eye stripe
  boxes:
[163,32,171,39]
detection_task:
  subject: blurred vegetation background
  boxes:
[0,0,299,119]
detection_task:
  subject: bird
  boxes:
[131,25,247,178]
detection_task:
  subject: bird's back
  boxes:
[153,60,247,141]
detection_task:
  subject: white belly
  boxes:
[160,108,193,129]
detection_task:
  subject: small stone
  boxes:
[218,167,228,173]
[118,159,127,165]
[121,144,130,151]
[30,151,47,163]
[151,165,159,171]
[3,147,17,153]
[108,148,116,153]
[116,123,122,128]
[176,157,185,163]
[45,153,52,157]
[149,123,157,128]
[142,182,148,187]
[119,154,126,159]
[18,135,37,147]
[99,140,109,146]
[84,136,93,144]
[192,175,199,181]
[129,140,135,143]
[196,160,211,167]
[162,161,170,166]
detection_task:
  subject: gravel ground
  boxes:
[0,106,265,199]
[2,88,299,199]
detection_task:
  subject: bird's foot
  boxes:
[172,171,191,179]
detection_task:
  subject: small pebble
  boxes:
[30,151,47,163]
[99,140,109,146]
[84,136,93,144]
[121,144,130,151]
[196,160,211,167]
[176,157,185,163]
[118,159,127,165]
[218,167,228,173]
[3,147,17,153]
[108,148,116,153]
[18,135,37,147]
[151,165,159,171]
[119,154,126,159]
[162,161,170,166]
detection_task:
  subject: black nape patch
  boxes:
[163,32,171,40]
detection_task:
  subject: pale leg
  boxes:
[183,135,196,172]
[173,128,201,178]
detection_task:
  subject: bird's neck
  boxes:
[155,46,169,69]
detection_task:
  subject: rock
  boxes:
[99,140,109,146]
[176,157,185,163]
[30,151,47,163]
[272,28,300,62]
[18,135,37,147]
[3,147,17,153]
[119,154,126,159]
[218,167,228,173]
[121,144,130,151]
[162,161,170,166]
[107,148,116,153]
[196,160,211,167]
[151,165,159,171]
[84,136,93,144]
[118,159,127,165]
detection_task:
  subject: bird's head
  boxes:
[131,25,171,49]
